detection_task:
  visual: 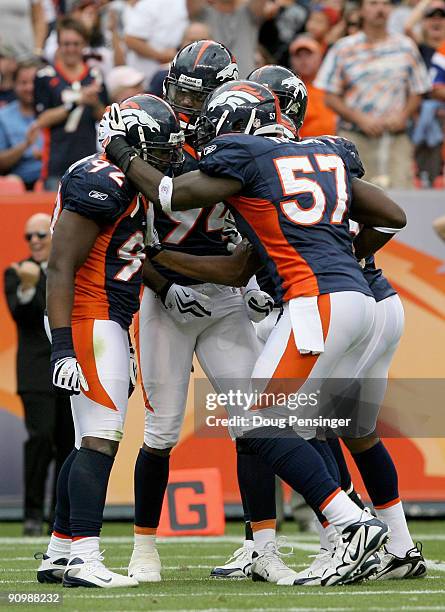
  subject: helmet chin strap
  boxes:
[215,109,229,136]
[244,108,257,134]
[137,125,148,161]
[253,123,285,137]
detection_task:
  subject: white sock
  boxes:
[70,537,100,560]
[315,518,337,552]
[46,534,71,558]
[243,539,254,549]
[376,501,414,557]
[321,490,363,529]
[134,533,156,552]
[253,528,276,552]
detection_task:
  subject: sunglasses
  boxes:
[25,231,49,241]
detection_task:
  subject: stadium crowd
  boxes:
[0,0,444,190]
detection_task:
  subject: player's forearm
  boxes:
[152,244,261,286]
[142,259,170,294]
[46,261,75,330]
[353,228,395,260]
[0,141,28,171]
[127,157,163,203]
[36,106,69,128]
[350,178,407,229]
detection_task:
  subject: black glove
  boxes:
[105,136,138,174]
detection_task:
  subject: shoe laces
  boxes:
[225,545,252,564]
[260,537,294,571]
[307,548,332,569]
[83,549,106,572]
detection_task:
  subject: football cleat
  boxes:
[210,543,253,578]
[343,552,380,584]
[63,551,138,588]
[320,512,390,586]
[370,543,427,581]
[35,552,68,584]
[293,549,333,586]
[128,547,162,582]
[251,539,298,585]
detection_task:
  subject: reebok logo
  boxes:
[89,190,109,200]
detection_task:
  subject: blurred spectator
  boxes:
[44,0,120,75]
[289,36,336,137]
[0,0,48,58]
[315,0,431,188]
[125,0,188,87]
[259,0,307,61]
[254,44,276,70]
[388,0,418,35]
[187,0,269,77]
[405,0,445,67]
[406,0,445,186]
[34,17,107,190]
[147,21,212,97]
[0,60,43,190]
[4,213,73,536]
[305,5,341,53]
[106,64,144,102]
[328,6,362,43]
[431,38,445,96]
[0,46,18,108]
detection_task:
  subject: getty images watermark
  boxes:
[203,389,351,432]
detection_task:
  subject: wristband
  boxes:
[51,326,74,352]
[159,176,173,214]
[105,136,138,173]
[158,280,173,306]
[145,242,164,261]
[372,226,403,234]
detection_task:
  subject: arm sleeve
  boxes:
[62,170,126,225]
[4,267,46,322]
[198,138,258,187]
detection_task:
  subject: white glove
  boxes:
[52,356,89,395]
[243,289,275,323]
[159,282,213,324]
[222,211,243,253]
[98,102,126,150]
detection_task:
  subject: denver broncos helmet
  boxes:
[195,80,283,149]
[105,94,185,174]
[281,112,298,139]
[247,65,308,129]
[164,40,239,134]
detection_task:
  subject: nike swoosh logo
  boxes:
[95,575,112,583]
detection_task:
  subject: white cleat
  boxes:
[370,544,427,581]
[251,539,298,585]
[35,552,68,584]
[293,548,333,586]
[320,511,390,586]
[210,543,253,578]
[63,551,138,588]
[128,547,162,582]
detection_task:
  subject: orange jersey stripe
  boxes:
[228,196,319,300]
[72,319,117,411]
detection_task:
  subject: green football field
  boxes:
[1,520,444,611]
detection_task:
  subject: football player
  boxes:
[36,95,184,588]
[119,42,292,585]
[102,81,408,585]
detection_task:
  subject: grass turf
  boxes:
[0,520,444,611]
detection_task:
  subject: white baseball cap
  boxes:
[106,66,145,96]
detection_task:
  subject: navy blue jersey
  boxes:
[34,63,108,179]
[52,154,146,329]
[199,134,373,303]
[152,144,229,285]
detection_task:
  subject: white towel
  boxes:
[289,296,325,355]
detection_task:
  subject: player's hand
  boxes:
[98,103,126,149]
[50,327,88,396]
[128,343,138,398]
[159,282,213,324]
[222,211,243,252]
[243,289,274,323]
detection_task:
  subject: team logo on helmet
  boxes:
[208,89,260,112]
[282,76,308,97]
[121,108,161,132]
[216,63,239,82]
